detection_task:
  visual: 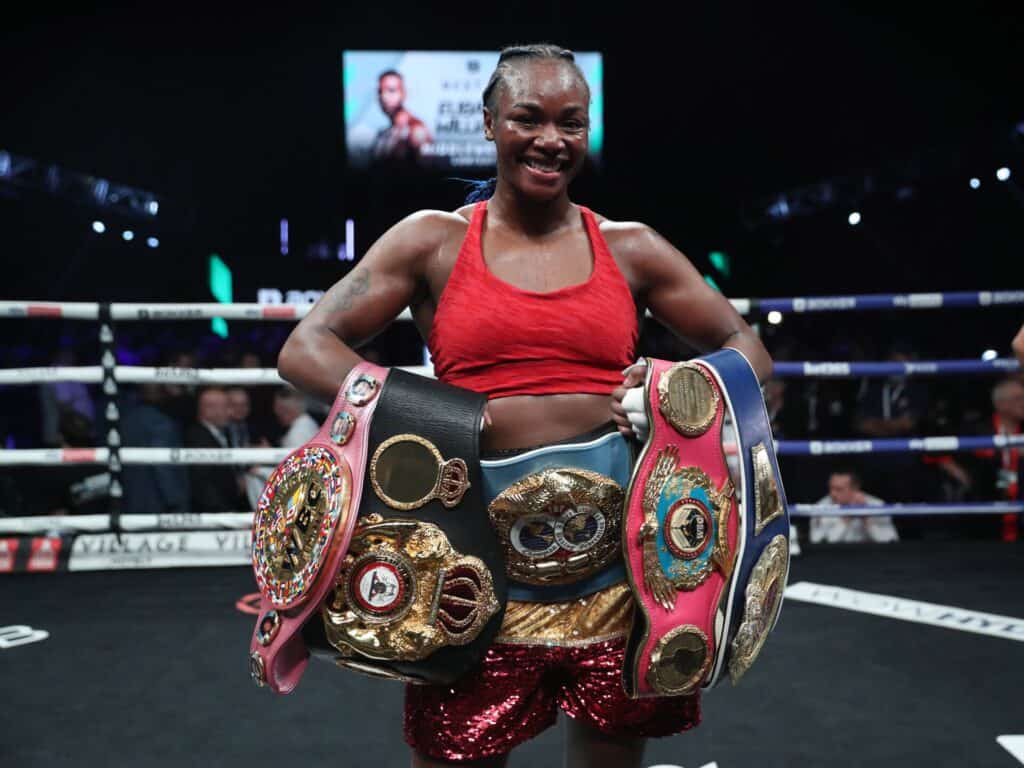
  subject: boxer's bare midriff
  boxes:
[482,393,614,453]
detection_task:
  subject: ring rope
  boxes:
[772,359,1020,377]
[2,433,1021,465]
[2,359,1018,385]
[0,364,433,385]
[790,502,1024,517]
[2,502,1020,537]
[1,289,1021,322]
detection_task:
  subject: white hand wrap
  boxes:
[621,386,649,442]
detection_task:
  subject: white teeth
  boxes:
[525,159,560,173]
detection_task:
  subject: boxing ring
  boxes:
[1,291,1023,768]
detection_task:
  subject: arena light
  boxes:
[996,167,1011,182]
[146,237,159,249]
[122,230,134,241]
[209,253,233,339]
[969,178,981,189]
[708,250,731,278]
[981,349,998,361]
[848,211,862,226]
[767,311,783,325]
[92,221,106,234]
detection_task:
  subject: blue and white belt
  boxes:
[482,429,632,602]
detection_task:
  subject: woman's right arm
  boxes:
[277,210,452,402]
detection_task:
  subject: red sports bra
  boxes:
[428,200,639,399]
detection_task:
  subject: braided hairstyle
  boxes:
[463,43,590,204]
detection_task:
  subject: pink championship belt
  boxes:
[622,352,790,698]
[622,357,738,698]
[248,362,387,693]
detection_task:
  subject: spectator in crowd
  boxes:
[29,410,109,515]
[244,387,320,509]
[185,387,244,512]
[764,378,803,439]
[225,387,252,448]
[273,387,318,448]
[967,377,1024,541]
[763,377,807,555]
[809,469,899,544]
[162,351,199,431]
[238,351,279,444]
[39,347,96,446]
[120,383,189,515]
[853,339,928,506]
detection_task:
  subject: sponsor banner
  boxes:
[895,293,943,309]
[786,582,1024,643]
[908,437,959,451]
[69,530,252,571]
[988,291,1024,305]
[0,538,18,572]
[807,440,873,455]
[802,362,851,376]
[792,296,858,312]
[0,625,50,650]
[28,537,63,572]
[0,536,72,574]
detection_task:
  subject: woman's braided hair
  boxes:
[463,43,589,203]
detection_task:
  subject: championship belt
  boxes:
[249,364,505,693]
[621,349,790,697]
[484,429,632,602]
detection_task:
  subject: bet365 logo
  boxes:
[0,625,49,649]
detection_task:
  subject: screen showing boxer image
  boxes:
[342,50,604,170]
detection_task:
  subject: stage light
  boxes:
[147,200,159,215]
[146,237,159,248]
[122,230,134,241]
[767,311,783,325]
[92,221,106,234]
[981,349,998,361]
[848,211,861,226]
[997,167,1011,182]
[969,178,981,189]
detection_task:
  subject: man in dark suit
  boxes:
[185,387,243,512]
[121,383,189,514]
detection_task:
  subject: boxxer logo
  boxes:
[0,625,49,650]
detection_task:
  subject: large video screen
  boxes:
[343,51,603,170]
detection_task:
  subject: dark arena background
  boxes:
[2,4,1023,768]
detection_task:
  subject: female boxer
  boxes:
[279,43,770,768]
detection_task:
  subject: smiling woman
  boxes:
[482,45,591,196]
[276,42,770,768]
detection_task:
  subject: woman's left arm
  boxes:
[621,223,772,382]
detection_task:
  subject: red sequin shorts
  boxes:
[403,584,701,762]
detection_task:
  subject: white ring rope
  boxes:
[0,512,254,534]
[2,502,1021,536]
[0,447,290,465]
[0,364,434,385]
[5,359,1022,385]
[3,291,1022,322]
[0,302,403,321]
[790,502,1024,517]
[3,434,1022,465]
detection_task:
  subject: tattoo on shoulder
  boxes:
[332,268,370,312]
